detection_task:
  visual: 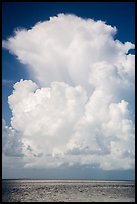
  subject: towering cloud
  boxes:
[2,14,135,170]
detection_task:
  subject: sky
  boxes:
[2,2,135,180]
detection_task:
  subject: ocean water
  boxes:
[2,179,135,202]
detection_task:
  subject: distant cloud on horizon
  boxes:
[2,14,135,171]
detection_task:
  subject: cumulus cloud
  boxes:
[2,14,135,170]
[2,119,23,157]
[2,14,134,90]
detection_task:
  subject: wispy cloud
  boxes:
[2,79,14,87]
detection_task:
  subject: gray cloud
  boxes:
[2,119,24,157]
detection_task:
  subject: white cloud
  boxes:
[2,119,23,158]
[2,14,135,170]
[2,14,134,91]
[8,80,87,159]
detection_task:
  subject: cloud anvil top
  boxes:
[2,13,135,173]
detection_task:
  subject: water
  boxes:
[2,179,135,202]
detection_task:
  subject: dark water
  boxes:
[2,179,135,202]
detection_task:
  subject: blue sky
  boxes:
[2,2,135,179]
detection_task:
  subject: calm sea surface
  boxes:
[2,179,135,202]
